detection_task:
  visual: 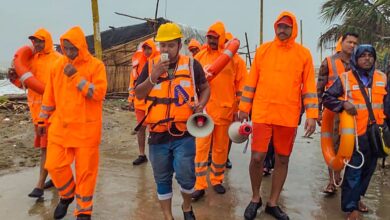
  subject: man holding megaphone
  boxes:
[192,21,244,200]
[135,23,210,220]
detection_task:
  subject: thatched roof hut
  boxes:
[86,18,205,93]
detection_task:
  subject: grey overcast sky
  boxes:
[0,0,336,66]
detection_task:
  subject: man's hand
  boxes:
[343,101,357,116]
[7,68,18,81]
[193,103,204,113]
[238,111,249,122]
[304,118,316,137]
[64,63,77,77]
[37,125,46,137]
[317,111,322,126]
[150,60,169,83]
[233,112,239,122]
[129,102,135,112]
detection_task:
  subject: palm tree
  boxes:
[319,0,390,50]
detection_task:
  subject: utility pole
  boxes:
[260,0,264,44]
[154,0,160,32]
[300,19,303,45]
[91,0,102,59]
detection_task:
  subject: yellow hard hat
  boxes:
[155,23,183,42]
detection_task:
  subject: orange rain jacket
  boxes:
[128,38,159,110]
[335,37,342,52]
[39,26,107,147]
[225,32,247,111]
[195,21,241,125]
[27,28,61,124]
[232,54,247,112]
[239,12,318,127]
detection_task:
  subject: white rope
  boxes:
[343,117,365,169]
[332,169,343,187]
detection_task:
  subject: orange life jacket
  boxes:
[145,55,196,133]
[339,70,387,135]
[326,54,346,88]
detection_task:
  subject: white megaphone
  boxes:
[186,113,214,138]
[228,121,253,143]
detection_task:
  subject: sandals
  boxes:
[323,183,337,195]
[358,201,369,213]
[346,210,360,220]
[263,168,271,176]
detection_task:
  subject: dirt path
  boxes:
[0,99,137,176]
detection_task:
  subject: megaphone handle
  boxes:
[189,57,199,105]
[243,139,250,154]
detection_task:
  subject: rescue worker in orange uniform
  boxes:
[239,12,318,220]
[323,45,389,220]
[192,21,243,200]
[317,33,358,195]
[8,28,60,198]
[128,38,159,165]
[38,26,107,220]
[225,32,246,169]
[335,37,343,53]
[188,39,201,57]
[135,23,210,220]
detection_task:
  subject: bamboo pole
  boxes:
[91,0,102,59]
[260,0,264,44]
[300,19,303,45]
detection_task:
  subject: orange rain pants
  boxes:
[45,143,99,216]
[195,125,230,189]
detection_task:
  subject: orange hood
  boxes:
[273,11,298,46]
[335,37,342,52]
[188,39,201,50]
[225,32,234,42]
[207,21,226,51]
[29,28,54,54]
[142,38,159,59]
[60,26,91,63]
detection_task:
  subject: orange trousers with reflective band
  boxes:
[195,125,229,190]
[45,142,99,216]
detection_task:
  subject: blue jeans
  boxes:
[341,134,378,212]
[149,136,196,200]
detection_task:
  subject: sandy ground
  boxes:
[0,99,133,176]
[0,102,38,175]
[0,99,389,220]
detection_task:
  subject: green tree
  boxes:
[319,0,390,52]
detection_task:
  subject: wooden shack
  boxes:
[86,18,206,94]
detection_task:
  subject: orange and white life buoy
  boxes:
[13,45,45,94]
[321,109,355,171]
[204,38,240,81]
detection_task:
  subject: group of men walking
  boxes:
[130,11,388,220]
[9,26,107,220]
[9,10,388,220]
